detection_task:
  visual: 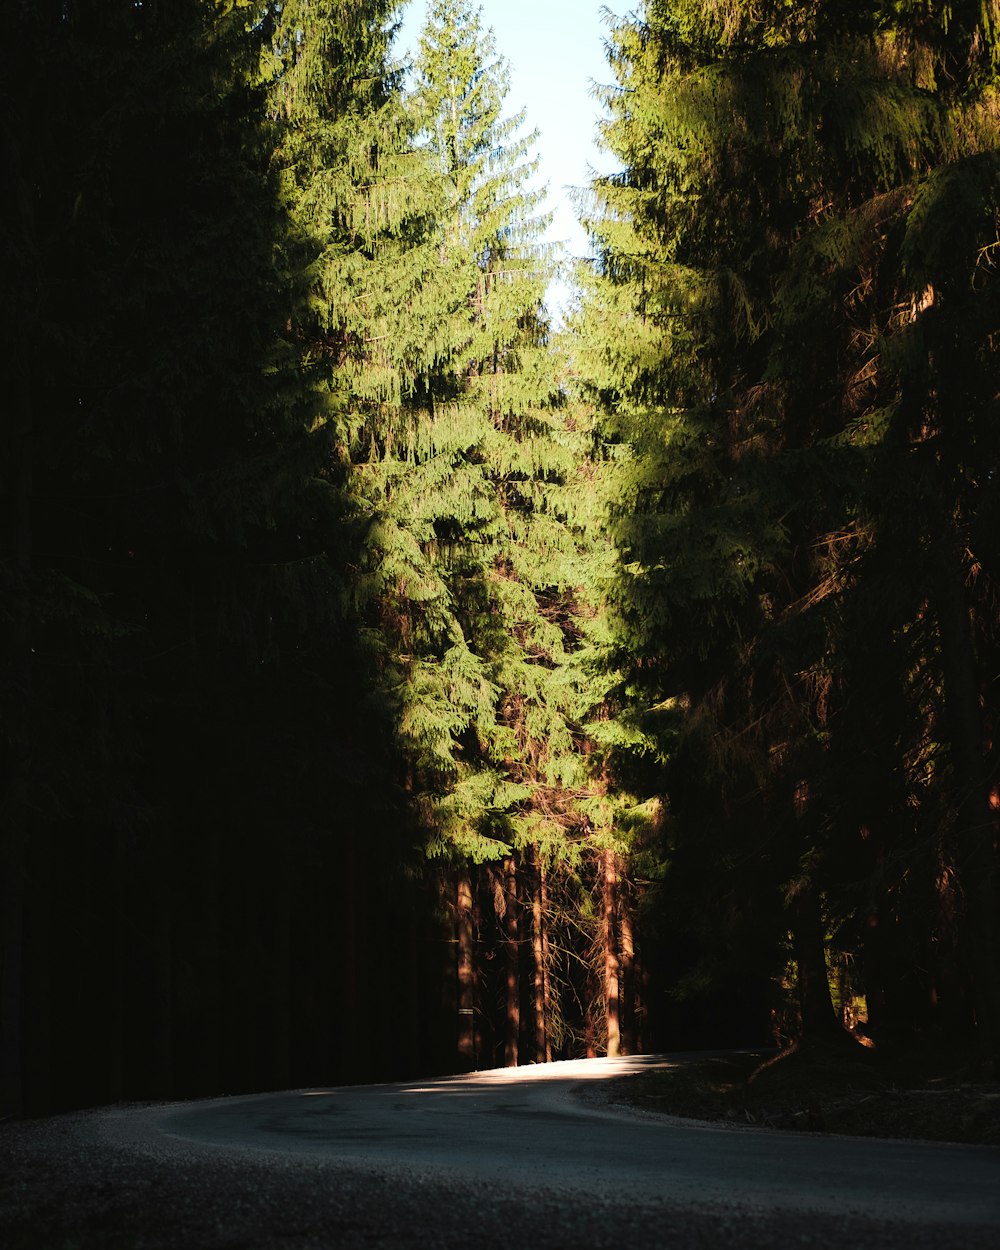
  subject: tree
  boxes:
[0,0,451,1115]
[575,0,1000,1063]
[0,0,306,1114]
[345,0,629,1065]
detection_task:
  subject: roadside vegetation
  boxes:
[614,1044,1000,1146]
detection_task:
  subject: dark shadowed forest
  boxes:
[3,0,999,1119]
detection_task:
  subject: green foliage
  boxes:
[1,0,462,1113]
[576,0,1000,1051]
[334,0,605,869]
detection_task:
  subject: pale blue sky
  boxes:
[394,0,625,317]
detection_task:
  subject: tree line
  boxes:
[575,0,1000,1067]
[2,0,998,1117]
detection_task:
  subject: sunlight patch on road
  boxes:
[397,1054,675,1093]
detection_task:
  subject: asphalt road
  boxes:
[159,1054,999,1220]
[3,1054,999,1249]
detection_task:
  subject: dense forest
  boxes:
[2,0,998,1118]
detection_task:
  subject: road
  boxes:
[3,1055,998,1249]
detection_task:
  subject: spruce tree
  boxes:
[1,0,318,1111]
[339,0,621,1064]
[576,0,1000,1061]
[1,0,450,1113]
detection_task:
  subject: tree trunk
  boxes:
[584,969,599,1059]
[0,734,28,1119]
[934,540,1000,1065]
[271,875,291,1090]
[620,892,637,1055]
[0,786,29,1110]
[935,552,1000,1060]
[153,856,174,1098]
[787,777,841,1043]
[456,869,476,1070]
[531,847,546,1063]
[109,827,127,1102]
[861,909,889,1047]
[540,857,552,1063]
[398,867,424,1077]
[1,128,35,1117]
[790,880,840,1041]
[504,858,519,1067]
[603,847,621,1058]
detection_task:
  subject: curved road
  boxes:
[3,1055,998,1249]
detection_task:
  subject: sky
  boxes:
[394,0,625,317]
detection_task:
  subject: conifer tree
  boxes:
[576,0,1000,1062]
[1,0,324,1111]
[339,0,621,1064]
[1,0,451,1113]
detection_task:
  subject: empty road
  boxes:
[3,1055,997,1249]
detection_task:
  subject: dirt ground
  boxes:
[611,1042,1000,1145]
